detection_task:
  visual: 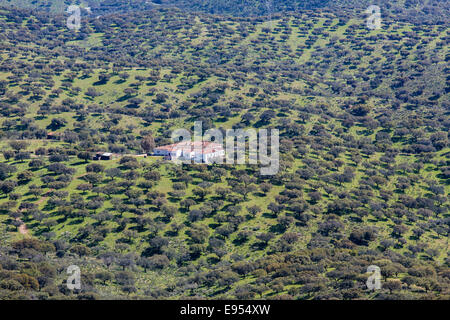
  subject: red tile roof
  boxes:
[155,141,223,154]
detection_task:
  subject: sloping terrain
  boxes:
[2,0,449,23]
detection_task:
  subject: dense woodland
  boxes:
[3,0,450,23]
[0,1,448,300]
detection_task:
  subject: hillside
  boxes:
[0,3,448,300]
[1,0,449,23]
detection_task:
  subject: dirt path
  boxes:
[16,218,30,236]
[75,173,87,179]
[36,195,49,205]
[121,153,148,158]
[15,190,53,236]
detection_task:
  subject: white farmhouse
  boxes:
[153,141,224,163]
